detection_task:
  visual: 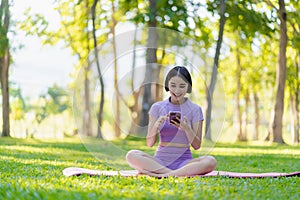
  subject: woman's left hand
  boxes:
[172,116,191,132]
[180,117,192,131]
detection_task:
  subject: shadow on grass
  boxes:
[1,137,299,173]
[1,137,299,200]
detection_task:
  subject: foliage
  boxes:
[33,84,71,124]
[10,97,25,121]
[0,137,299,199]
[10,85,26,121]
[10,0,300,142]
[45,84,71,114]
[0,0,10,56]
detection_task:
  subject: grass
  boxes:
[0,137,299,200]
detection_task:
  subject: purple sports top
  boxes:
[148,97,204,170]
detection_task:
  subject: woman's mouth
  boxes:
[172,93,182,98]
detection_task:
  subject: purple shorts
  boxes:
[154,146,193,170]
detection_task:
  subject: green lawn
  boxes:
[0,137,299,199]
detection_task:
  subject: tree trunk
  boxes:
[235,47,243,141]
[290,53,300,144]
[290,91,299,144]
[128,27,140,135]
[138,0,157,135]
[91,0,104,139]
[205,0,226,140]
[155,49,166,102]
[83,0,92,136]
[111,0,121,138]
[0,48,10,137]
[0,0,10,137]
[243,90,250,141]
[268,0,287,143]
[129,89,142,135]
[83,64,92,136]
[253,93,259,140]
[296,53,300,143]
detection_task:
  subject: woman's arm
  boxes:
[190,120,203,150]
[146,115,167,147]
[180,119,203,150]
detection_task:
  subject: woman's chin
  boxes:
[171,96,184,103]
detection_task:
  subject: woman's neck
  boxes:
[169,97,187,105]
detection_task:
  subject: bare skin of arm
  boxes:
[126,114,172,175]
[146,115,168,147]
[171,116,203,150]
[182,119,203,150]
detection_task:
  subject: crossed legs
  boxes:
[126,150,172,175]
[126,150,217,177]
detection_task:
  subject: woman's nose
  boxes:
[174,88,182,94]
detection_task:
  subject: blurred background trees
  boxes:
[0,0,299,145]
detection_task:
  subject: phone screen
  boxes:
[169,112,181,124]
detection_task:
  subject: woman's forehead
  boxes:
[169,76,187,84]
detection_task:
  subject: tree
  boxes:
[91,0,104,139]
[267,0,287,143]
[11,98,25,122]
[46,84,71,114]
[11,86,26,122]
[20,0,100,136]
[111,0,121,138]
[228,1,275,141]
[234,42,245,141]
[287,0,300,144]
[287,52,300,144]
[0,0,10,137]
[205,0,227,140]
[34,84,71,125]
[138,0,158,131]
[120,0,199,135]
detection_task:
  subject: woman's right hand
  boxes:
[147,114,167,147]
[154,115,168,131]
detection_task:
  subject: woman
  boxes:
[126,66,217,177]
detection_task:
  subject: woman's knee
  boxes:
[205,155,217,170]
[126,150,143,162]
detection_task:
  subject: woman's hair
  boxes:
[164,66,192,93]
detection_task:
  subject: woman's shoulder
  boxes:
[151,98,169,107]
[185,99,204,120]
[149,99,169,115]
[186,98,201,109]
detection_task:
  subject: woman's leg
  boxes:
[156,155,217,177]
[126,150,172,174]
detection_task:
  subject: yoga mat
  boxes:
[62,167,300,178]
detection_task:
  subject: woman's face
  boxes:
[168,76,188,104]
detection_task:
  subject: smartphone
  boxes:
[169,111,181,124]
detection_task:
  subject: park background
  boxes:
[0,0,300,199]
[1,0,299,144]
